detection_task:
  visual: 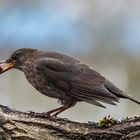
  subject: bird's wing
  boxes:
[34,58,119,108]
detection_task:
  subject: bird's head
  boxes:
[0,48,37,73]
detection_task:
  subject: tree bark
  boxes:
[0,104,139,140]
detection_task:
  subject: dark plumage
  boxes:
[0,48,139,118]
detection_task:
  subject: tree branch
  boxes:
[0,104,139,140]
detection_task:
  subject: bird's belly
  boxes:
[24,70,62,99]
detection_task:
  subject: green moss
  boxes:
[98,115,116,128]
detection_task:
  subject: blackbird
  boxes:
[0,48,139,118]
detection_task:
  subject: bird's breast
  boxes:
[23,66,63,99]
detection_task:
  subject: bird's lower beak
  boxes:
[0,61,15,74]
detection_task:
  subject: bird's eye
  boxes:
[12,56,18,61]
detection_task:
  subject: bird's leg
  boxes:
[52,106,68,118]
[29,98,76,119]
[46,106,68,118]
[29,106,68,119]
[51,98,77,118]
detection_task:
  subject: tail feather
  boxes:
[116,91,140,104]
[105,79,140,105]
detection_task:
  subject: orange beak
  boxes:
[0,61,15,74]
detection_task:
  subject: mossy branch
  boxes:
[0,104,139,140]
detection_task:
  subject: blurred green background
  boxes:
[0,0,140,122]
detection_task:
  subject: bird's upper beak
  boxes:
[0,60,15,74]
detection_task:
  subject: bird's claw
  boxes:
[28,111,57,120]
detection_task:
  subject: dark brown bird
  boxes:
[0,48,139,118]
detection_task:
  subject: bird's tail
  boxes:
[105,79,140,105]
[116,91,140,104]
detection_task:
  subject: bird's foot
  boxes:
[28,111,58,120]
[28,106,67,120]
